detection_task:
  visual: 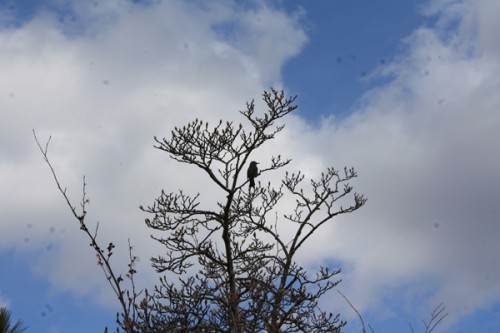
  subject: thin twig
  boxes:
[33,130,139,331]
[425,303,448,333]
[337,289,367,333]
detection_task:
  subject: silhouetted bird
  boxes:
[247,161,259,189]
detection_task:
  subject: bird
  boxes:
[247,161,259,189]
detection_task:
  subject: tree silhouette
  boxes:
[36,89,366,332]
[0,308,27,333]
[135,89,366,332]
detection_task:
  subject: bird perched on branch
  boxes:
[247,161,259,189]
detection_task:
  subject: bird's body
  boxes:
[247,161,259,189]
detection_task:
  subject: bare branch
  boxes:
[337,290,367,333]
[424,303,448,333]
[33,129,142,332]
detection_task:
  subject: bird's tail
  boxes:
[249,178,255,188]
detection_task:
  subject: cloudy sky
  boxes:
[1,0,499,332]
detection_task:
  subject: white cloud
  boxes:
[271,0,500,327]
[0,0,306,305]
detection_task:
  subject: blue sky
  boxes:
[283,0,428,119]
[1,0,500,332]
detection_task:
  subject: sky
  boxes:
[1,0,499,332]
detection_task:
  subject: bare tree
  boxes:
[136,89,366,332]
[36,89,366,332]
